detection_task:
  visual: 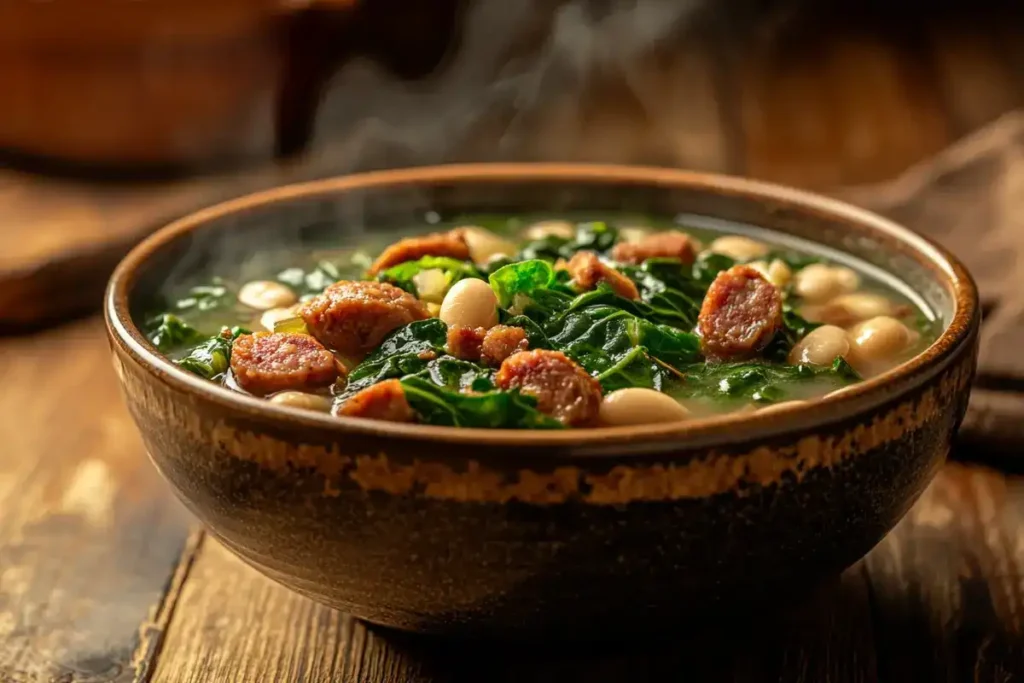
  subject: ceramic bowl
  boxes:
[105,164,979,637]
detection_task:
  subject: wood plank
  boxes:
[0,317,195,682]
[864,463,1024,681]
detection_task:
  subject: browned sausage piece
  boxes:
[446,324,529,367]
[481,325,529,366]
[697,265,783,360]
[230,332,339,396]
[366,229,471,276]
[446,325,487,361]
[335,379,415,422]
[566,251,640,300]
[300,280,430,358]
[611,230,697,265]
[495,349,602,426]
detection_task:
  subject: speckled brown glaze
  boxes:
[105,164,980,638]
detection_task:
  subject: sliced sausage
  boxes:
[300,280,430,358]
[611,230,697,265]
[445,324,529,366]
[566,251,640,300]
[495,349,602,426]
[230,332,340,396]
[446,325,487,361]
[335,379,415,422]
[697,265,783,360]
[481,325,530,366]
[367,229,470,276]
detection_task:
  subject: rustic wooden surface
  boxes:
[0,315,1022,682]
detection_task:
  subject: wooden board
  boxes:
[0,317,195,681]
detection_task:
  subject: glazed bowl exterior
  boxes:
[105,164,979,637]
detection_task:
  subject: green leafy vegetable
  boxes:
[175,326,250,380]
[376,256,482,298]
[596,347,666,393]
[488,259,557,308]
[831,356,861,381]
[399,376,562,429]
[515,221,621,262]
[542,305,700,376]
[344,319,449,393]
[147,314,206,352]
[423,357,496,393]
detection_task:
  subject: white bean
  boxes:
[793,264,859,303]
[599,388,691,426]
[618,226,649,243]
[746,258,792,288]
[238,280,297,310]
[525,220,575,241]
[269,391,333,412]
[767,259,792,288]
[411,268,448,303]
[439,278,499,329]
[847,316,915,369]
[833,266,861,292]
[827,292,893,323]
[260,304,300,332]
[458,226,518,264]
[788,325,850,366]
[708,235,769,262]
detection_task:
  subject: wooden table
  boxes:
[1,315,1021,682]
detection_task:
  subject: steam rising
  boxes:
[306,0,706,175]
[150,0,755,302]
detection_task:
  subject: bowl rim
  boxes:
[105,162,979,450]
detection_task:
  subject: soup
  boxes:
[143,216,940,428]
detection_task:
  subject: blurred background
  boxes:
[2,0,1023,327]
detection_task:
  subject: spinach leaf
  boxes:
[488,259,557,308]
[596,347,666,392]
[542,305,700,375]
[344,319,449,392]
[567,285,695,330]
[514,221,621,262]
[518,234,571,262]
[831,356,861,381]
[176,326,250,380]
[569,221,619,254]
[423,357,496,393]
[376,256,481,298]
[147,314,206,352]
[400,376,562,429]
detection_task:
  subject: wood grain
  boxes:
[148,463,1023,683]
[0,317,194,682]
